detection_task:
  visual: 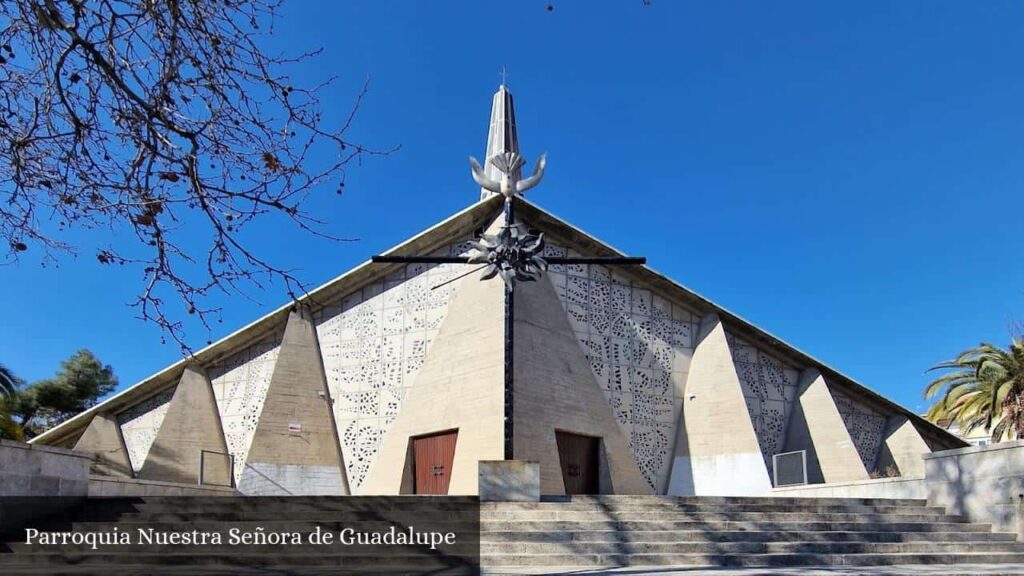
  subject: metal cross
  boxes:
[372,153,646,460]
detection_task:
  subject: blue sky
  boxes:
[3,1,1023,414]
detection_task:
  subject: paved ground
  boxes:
[6,565,1024,575]
[483,565,1024,576]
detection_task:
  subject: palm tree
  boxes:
[0,401,23,441]
[925,339,1024,442]
[0,363,19,396]
[0,364,23,440]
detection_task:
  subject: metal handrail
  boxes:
[198,449,235,488]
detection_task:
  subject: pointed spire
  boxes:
[481,84,520,200]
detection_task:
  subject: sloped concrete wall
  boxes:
[784,369,869,484]
[241,309,348,495]
[513,275,651,496]
[361,270,506,495]
[876,415,931,479]
[672,314,772,496]
[117,387,175,473]
[73,413,132,477]
[543,239,697,494]
[139,366,231,486]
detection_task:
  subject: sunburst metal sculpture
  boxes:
[467,223,547,289]
[371,148,646,459]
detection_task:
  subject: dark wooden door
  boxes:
[413,430,458,495]
[555,431,600,494]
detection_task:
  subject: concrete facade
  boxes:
[513,274,651,495]
[671,313,773,496]
[545,239,696,493]
[208,332,281,487]
[361,264,506,495]
[118,387,174,473]
[726,332,802,480]
[784,369,870,484]
[139,366,231,485]
[876,415,931,479]
[29,85,965,496]
[72,413,132,477]
[241,309,348,495]
[313,238,470,492]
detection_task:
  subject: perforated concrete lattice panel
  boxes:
[726,332,801,478]
[315,238,475,491]
[831,388,887,471]
[545,241,697,493]
[209,334,281,486]
[118,387,175,473]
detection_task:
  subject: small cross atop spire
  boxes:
[480,82,520,200]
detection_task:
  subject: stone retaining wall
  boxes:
[924,440,1024,534]
[0,439,91,496]
[89,475,238,496]
[772,476,928,500]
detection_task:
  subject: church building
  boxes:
[31,85,964,497]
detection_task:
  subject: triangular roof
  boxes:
[514,197,962,449]
[31,194,503,446]
[34,193,962,450]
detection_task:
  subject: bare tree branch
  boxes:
[0,0,395,351]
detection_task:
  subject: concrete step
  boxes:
[0,552,479,568]
[538,495,930,507]
[7,550,1024,568]
[480,541,1024,555]
[121,499,943,513]
[480,529,1020,544]
[4,493,1017,572]
[55,520,471,535]
[479,510,962,522]
[480,520,993,532]
[8,541,479,555]
[481,552,1024,567]
[480,502,948,514]
[32,523,1016,546]
[93,510,960,524]
[81,510,473,523]
[75,491,933,504]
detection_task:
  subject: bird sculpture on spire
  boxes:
[469,151,547,199]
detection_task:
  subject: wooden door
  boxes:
[555,431,600,494]
[413,430,458,495]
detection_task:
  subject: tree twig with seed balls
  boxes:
[0,0,395,351]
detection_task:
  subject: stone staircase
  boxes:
[0,496,480,574]
[481,495,1024,569]
[3,495,1024,573]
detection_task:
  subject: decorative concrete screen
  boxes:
[117,387,175,473]
[208,334,281,486]
[831,388,887,472]
[314,238,475,491]
[726,332,801,478]
[546,241,698,493]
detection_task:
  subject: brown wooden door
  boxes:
[555,431,600,494]
[413,430,458,495]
